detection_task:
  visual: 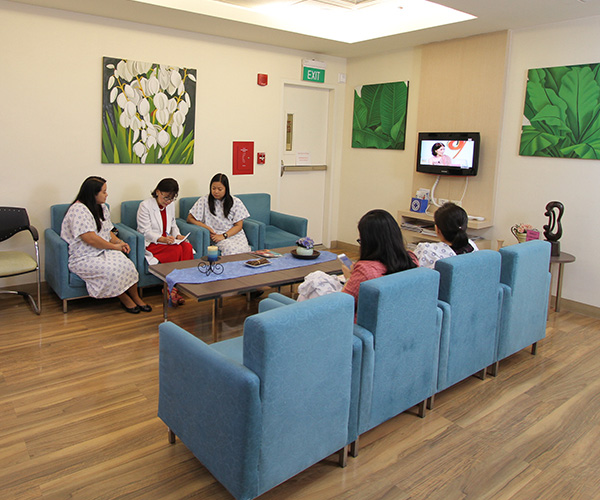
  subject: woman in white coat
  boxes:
[137,178,193,304]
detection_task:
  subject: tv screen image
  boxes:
[416,132,480,176]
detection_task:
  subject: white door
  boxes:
[279,84,330,245]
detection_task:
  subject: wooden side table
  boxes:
[550,252,576,312]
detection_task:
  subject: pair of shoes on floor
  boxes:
[121,302,153,314]
[170,288,185,307]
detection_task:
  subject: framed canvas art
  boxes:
[102,56,197,164]
[352,81,409,150]
[520,63,600,159]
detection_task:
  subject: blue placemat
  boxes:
[166,251,338,292]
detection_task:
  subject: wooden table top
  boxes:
[148,246,342,302]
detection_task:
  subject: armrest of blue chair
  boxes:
[114,224,142,268]
[158,322,261,500]
[44,228,70,293]
[270,211,307,238]
[351,324,375,438]
[436,299,451,391]
[175,219,206,258]
[258,293,296,313]
[243,218,264,250]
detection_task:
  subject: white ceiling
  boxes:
[6,0,600,57]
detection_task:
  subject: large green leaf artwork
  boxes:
[352,81,409,150]
[519,63,600,159]
[102,56,196,164]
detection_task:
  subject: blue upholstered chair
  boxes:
[492,240,551,374]
[120,200,205,288]
[158,293,355,500]
[178,196,261,255]
[44,203,136,312]
[432,250,502,404]
[236,193,308,249]
[349,267,442,455]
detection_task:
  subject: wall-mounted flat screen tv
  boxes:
[416,132,480,176]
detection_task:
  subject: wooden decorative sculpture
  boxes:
[543,201,564,256]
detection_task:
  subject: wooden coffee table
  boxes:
[149,247,343,341]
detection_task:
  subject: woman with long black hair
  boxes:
[186,173,251,255]
[342,209,418,308]
[60,176,151,314]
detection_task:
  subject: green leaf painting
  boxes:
[102,57,196,164]
[352,81,409,150]
[519,63,600,159]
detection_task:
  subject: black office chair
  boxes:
[0,207,41,314]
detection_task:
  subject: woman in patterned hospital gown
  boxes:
[61,176,151,314]
[186,172,252,256]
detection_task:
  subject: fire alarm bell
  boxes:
[257,74,268,86]
[257,152,266,164]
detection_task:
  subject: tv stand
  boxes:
[398,209,493,250]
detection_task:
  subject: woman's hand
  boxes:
[341,263,353,280]
[159,235,176,244]
[211,233,225,242]
[114,240,130,254]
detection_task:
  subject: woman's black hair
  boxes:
[358,209,417,274]
[73,176,107,231]
[431,142,444,156]
[151,178,179,199]
[434,202,473,255]
[208,173,233,218]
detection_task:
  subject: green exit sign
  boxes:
[303,66,325,83]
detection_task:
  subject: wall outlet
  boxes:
[438,198,449,205]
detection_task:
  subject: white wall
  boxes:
[495,18,600,308]
[0,0,346,284]
[338,48,420,244]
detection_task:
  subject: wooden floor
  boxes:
[2,273,600,499]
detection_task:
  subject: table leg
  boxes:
[212,298,218,343]
[162,282,169,322]
[555,262,565,312]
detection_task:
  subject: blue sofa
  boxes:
[120,200,205,288]
[433,250,502,402]
[158,293,355,500]
[493,240,551,374]
[236,193,308,250]
[178,196,262,255]
[44,203,136,312]
[261,268,443,456]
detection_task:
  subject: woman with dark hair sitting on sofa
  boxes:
[342,209,418,308]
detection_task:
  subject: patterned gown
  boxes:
[188,195,251,255]
[61,202,139,298]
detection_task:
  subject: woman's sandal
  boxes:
[170,288,185,307]
[121,303,140,314]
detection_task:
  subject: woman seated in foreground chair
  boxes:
[61,176,151,314]
[186,172,252,256]
[414,202,478,269]
[137,178,194,306]
[342,209,418,308]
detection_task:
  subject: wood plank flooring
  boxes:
[1,269,600,499]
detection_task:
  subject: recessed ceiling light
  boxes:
[131,0,476,43]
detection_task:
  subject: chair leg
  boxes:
[531,342,537,355]
[477,368,486,380]
[489,361,499,377]
[417,400,426,418]
[63,299,68,314]
[427,395,435,410]
[338,446,348,468]
[349,437,359,458]
[168,428,176,444]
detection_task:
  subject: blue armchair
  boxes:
[350,267,442,455]
[492,240,551,374]
[178,196,261,255]
[433,250,502,401]
[158,293,355,500]
[44,203,136,312]
[236,193,307,249]
[120,200,205,288]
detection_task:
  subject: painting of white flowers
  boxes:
[102,56,196,164]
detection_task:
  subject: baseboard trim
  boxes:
[329,240,359,253]
[551,297,600,319]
